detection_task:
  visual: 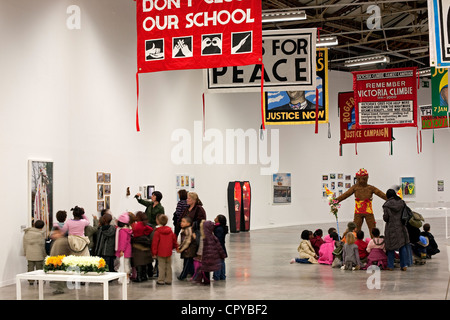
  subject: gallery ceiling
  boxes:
[261,0,430,72]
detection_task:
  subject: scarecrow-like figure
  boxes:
[335,168,387,238]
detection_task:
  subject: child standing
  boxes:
[341,232,361,270]
[23,220,46,284]
[177,216,197,280]
[95,213,116,273]
[213,214,228,281]
[151,214,178,285]
[115,212,133,283]
[193,220,226,285]
[290,230,318,264]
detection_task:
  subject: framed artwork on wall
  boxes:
[104,184,111,195]
[401,177,416,196]
[28,160,53,238]
[104,173,111,183]
[105,196,110,210]
[97,200,105,212]
[273,173,291,204]
[97,172,104,183]
[97,184,104,199]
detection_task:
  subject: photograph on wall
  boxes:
[104,184,111,195]
[97,201,105,212]
[264,48,328,125]
[273,173,291,204]
[97,184,104,200]
[105,196,110,210]
[97,172,104,183]
[401,177,416,196]
[104,173,111,183]
[438,180,444,191]
[29,160,53,238]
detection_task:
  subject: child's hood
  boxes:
[157,226,173,235]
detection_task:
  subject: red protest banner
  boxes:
[339,91,392,145]
[352,67,418,129]
[136,0,262,74]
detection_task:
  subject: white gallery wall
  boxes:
[0,0,448,286]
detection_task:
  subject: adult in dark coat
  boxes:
[383,189,410,270]
[179,192,206,232]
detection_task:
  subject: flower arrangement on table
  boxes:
[44,255,108,274]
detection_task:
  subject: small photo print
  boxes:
[145,39,164,61]
[97,184,104,200]
[201,34,222,55]
[345,183,351,188]
[105,196,110,210]
[173,36,193,58]
[322,175,328,181]
[104,173,111,183]
[97,201,105,212]
[330,174,336,179]
[345,175,351,180]
[104,184,111,195]
[97,172,104,183]
[337,174,343,179]
[231,31,252,54]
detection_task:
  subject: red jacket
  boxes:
[132,221,153,238]
[151,226,178,257]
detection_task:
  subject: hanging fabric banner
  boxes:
[262,48,326,125]
[339,91,392,145]
[420,105,450,129]
[431,67,449,116]
[136,0,262,74]
[204,28,317,93]
[353,67,418,129]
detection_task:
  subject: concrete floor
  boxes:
[2,217,449,301]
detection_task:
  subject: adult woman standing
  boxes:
[135,191,164,228]
[180,192,206,231]
[383,189,410,271]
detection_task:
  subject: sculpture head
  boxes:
[355,168,368,187]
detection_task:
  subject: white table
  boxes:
[16,270,127,300]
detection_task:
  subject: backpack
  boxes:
[401,204,413,226]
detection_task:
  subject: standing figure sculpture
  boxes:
[335,169,387,238]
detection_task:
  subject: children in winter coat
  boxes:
[341,232,361,270]
[151,214,178,285]
[310,229,325,256]
[291,230,318,264]
[193,220,226,284]
[95,213,116,273]
[363,228,387,270]
[355,230,369,262]
[23,220,46,284]
[213,214,228,281]
[115,212,133,283]
[177,216,197,280]
[318,232,339,265]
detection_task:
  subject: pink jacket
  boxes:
[115,227,133,258]
[318,234,335,265]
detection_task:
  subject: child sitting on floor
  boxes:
[341,232,361,270]
[318,231,339,265]
[310,229,325,257]
[290,230,318,264]
[363,227,387,270]
[355,230,369,264]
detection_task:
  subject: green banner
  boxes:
[431,67,449,116]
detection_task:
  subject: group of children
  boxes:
[22,206,229,288]
[291,221,440,271]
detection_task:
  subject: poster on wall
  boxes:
[205,28,317,93]
[272,173,291,204]
[401,177,416,196]
[339,91,392,145]
[353,67,418,129]
[136,0,262,74]
[438,180,444,191]
[29,160,53,238]
[263,48,328,125]
[428,0,450,67]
